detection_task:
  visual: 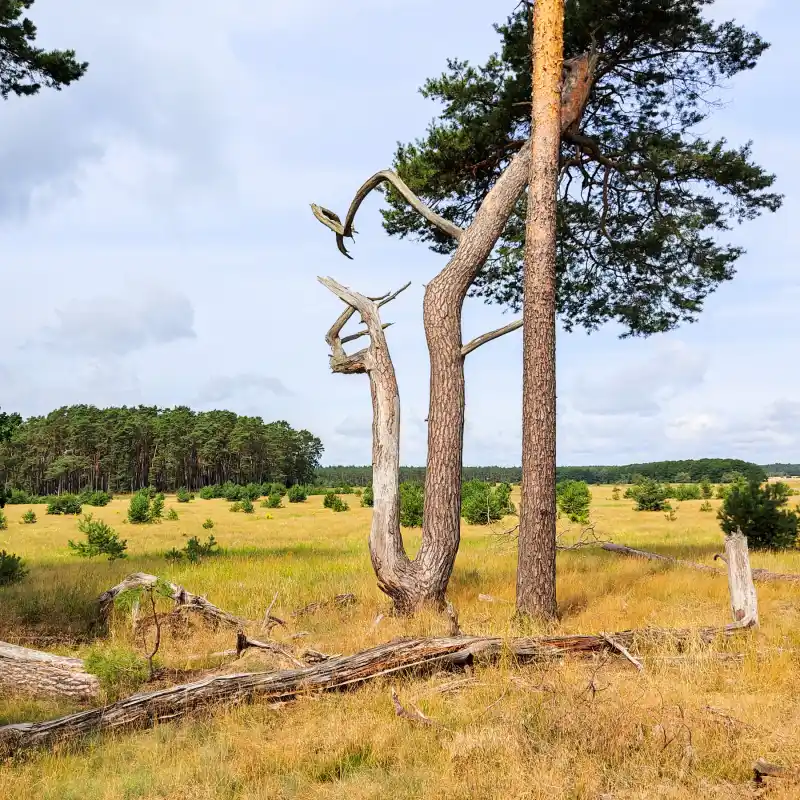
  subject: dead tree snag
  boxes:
[312,52,597,614]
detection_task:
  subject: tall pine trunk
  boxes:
[516,0,564,619]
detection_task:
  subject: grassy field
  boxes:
[2,486,800,799]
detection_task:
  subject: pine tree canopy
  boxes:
[381,0,782,336]
[0,0,87,99]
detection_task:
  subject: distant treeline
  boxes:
[762,464,800,477]
[0,405,323,496]
[316,458,766,487]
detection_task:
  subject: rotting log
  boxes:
[0,623,752,758]
[96,573,245,630]
[0,641,100,702]
[601,542,800,583]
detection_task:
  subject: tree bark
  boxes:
[0,623,748,758]
[517,0,564,619]
[313,51,597,615]
[0,641,100,702]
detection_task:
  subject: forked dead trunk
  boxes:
[313,53,597,614]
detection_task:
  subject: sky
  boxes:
[0,0,798,468]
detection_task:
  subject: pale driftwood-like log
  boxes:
[97,573,245,630]
[601,542,800,584]
[0,623,751,758]
[723,531,759,627]
[0,641,100,702]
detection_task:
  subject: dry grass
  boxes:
[2,486,800,799]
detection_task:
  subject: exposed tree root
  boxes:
[0,622,752,758]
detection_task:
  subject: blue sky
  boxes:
[0,0,797,467]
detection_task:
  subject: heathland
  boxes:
[1,485,799,799]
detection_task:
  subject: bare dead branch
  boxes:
[341,323,392,345]
[602,542,800,584]
[291,592,357,618]
[461,318,523,357]
[311,171,462,259]
[600,633,644,672]
[391,687,437,727]
[96,573,245,631]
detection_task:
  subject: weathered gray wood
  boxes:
[723,531,759,627]
[96,573,245,630]
[0,623,750,758]
[0,642,99,702]
[602,542,800,583]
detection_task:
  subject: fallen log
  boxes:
[0,622,751,758]
[601,543,800,583]
[96,573,246,630]
[0,642,100,702]
[291,593,357,617]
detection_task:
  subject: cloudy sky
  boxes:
[0,0,797,467]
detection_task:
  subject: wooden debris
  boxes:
[600,633,643,672]
[601,542,800,583]
[97,573,245,631]
[0,622,752,758]
[235,631,304,668]
[753,758,787,783]
[391,687,435,727]
[0,641,100,702]
[291,593,357,617]
[722,531,759,627]
[260,592,287,633]
[445,601,462,636]
[300,649,340,664]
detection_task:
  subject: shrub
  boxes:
[323,491,338,509]
[6,488,35,505]
[556,480,591,524]
[221,482,244,502]
[84,647,149,701]
[462,480,503,525]
[46,494,82,515]
[164,547,183,563]
[230,501,243,513]
[399,482,424,527]
[150,493,165,521]
[700,501,713,512]
[185,534,219,564]
[202,518,215,529]
[674,471,692,484]
[22,509,36,524]
[631,478,670,512]
[240,497,254,513]
[361,484,374,508]
[331,496,349,512]
[79,489,112,507]
[166,508,179,521]
[287,484,307,503]
[495,482,515,515]
[718,480,799,550]
[176,487,192,503]
[672,483,702,501]
[270,483,287,497]
[199,485,220,499]
[0,550,27,586]
[715,484,729,500]
[664,506,678,522]
[0,509,6,530]
[700,479,713,499]
[263,494,282,509]
[242,483,262,501]
[127,491,152,524]
[69,514,128,561]
[611,486,621,501]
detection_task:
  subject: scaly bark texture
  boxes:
[0,641,100,701]
[517,0,565,619]
[313,51,596,614]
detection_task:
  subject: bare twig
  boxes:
[391,687,439,728]
[261,591,279,633]
[600,633,643,672]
